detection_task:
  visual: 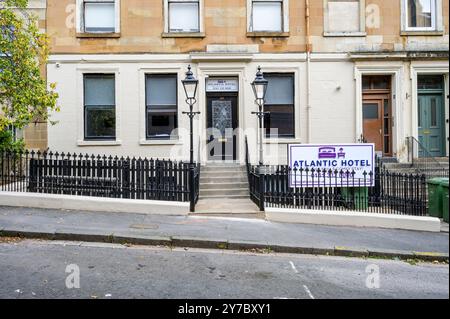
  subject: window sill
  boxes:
[323,32,367,37]
[264,138,301,145]
[247,31,290,38]
[161,32,205,38]
[76,32,121,38]
[140,139,183,146]
[401,30,444,36]
[77,140,122,146]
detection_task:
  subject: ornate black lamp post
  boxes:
[181,65,200,212]
[251,66,269,166]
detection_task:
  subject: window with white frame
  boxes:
[264,73,295,138]
[83,74,116,140]
[145,74,178,139]
[167,0,200,33]
[77,0,120,33]
[249,0,288,33]
[323,0,365,34]
[404,0,437,30]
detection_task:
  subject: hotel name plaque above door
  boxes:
[206,78,239,92]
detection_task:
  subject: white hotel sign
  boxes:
[288,144,376,188]
[206,78,239,92]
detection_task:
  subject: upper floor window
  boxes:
[77,0,120,34]
[165,0,202,34]
[405,0,436,30]
[323,0,366,36]
[248,0,289,33]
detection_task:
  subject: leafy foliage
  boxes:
[0,129,24,152]
[0,0,59,134]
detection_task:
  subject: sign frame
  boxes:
[287,143,376,188]
[206,78,239,93]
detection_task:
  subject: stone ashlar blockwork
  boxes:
[15,0,48,151]
[47,0,449,54]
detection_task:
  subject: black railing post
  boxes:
[189,163,195,213]
[122,159,130,199]
[258,168,265,211]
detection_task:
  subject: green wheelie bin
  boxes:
[427,178,445,218]
[341,187,369,210]
[441,179,449,223]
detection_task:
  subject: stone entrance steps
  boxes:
[199,164,249,199]
[195,164,262,218]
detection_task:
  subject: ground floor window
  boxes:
[83,74,116,140]
[263,73,295,138]
[146,74,178,139]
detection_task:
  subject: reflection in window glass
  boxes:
[146,74,178,139]
[84,74,116,140]
[264,73,295,138]
[407,0,435,28]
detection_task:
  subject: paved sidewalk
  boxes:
[0,205,448,261]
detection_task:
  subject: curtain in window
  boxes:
[252,1,282,32]
[84,2,115,32]
[169,1,200,32]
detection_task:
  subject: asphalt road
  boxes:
[0,239,448,299]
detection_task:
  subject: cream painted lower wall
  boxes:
[47,53,449,164]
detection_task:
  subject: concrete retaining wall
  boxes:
[265,207,441,232]
[0,192,189,216]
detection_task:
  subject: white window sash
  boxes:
[164,0,203,33]
[252,1,283,32]
[76,0,120,34]
[247,0,289,33]
[404,0,437,31]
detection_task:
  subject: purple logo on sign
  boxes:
[318,147,336,159]
[318,147,346,159]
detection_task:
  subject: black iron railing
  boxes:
[0,150,200,206]
[406,136,449,179]
[246,162,428,216]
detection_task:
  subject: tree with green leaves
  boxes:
[0,0,59,151]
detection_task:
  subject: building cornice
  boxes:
[350,51,449,61]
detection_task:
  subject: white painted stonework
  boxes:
[0,192,189,216]
[47,53,449,164]
[265,207,442,232]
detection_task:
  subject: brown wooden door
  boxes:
[363,100,383,153]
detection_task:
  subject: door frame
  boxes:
[417,88,446,157]
[354,65,402,159]
[410,64,449,158]
[205,92,239,162]
[363,90,393,157]
[196,66,246,165]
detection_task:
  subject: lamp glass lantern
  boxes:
[251,66,268,103]
[182,65,198,101]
